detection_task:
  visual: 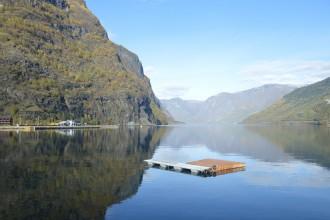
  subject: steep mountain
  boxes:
[0,0,168,125]
[244,77,330,124]
[161,84,295,123]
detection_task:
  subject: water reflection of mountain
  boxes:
[159,125,291,162]
[0,127,167,220]
[248,125,330,169]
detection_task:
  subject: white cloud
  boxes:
[156,86,190,99]
[107,31,116,40]
[239,60,330,86]
[144,65,157,77]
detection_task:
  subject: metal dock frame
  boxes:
[144,159,213,176]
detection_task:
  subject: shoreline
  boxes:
[1,121,328,131]
[0,125,115,131]
[242,120,329,126]
[0,124,166,131]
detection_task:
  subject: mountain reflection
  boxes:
[159,125,330,168]
[1,125,329,219]
[159,125,291,162]
[0,127,167,220]
[248,125,330,169]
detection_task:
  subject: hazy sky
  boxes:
[86,0,330,100]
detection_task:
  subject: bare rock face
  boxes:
[0,0,68,9]
[116,46,145,78]
[46,0,68,9]
[0,0,168,125]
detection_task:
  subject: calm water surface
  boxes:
[1,125,330,219]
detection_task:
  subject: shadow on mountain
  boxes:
[0,127,168,220]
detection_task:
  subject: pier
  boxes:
[145,159,246,177]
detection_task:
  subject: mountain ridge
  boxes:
[244,77,330,124]
[161,84,296,123]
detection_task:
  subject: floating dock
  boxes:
[145,159,246,177]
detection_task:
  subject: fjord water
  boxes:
[1,125,330,219]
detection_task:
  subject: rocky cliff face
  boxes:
[0,0,168,124]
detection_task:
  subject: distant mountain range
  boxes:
[161,84,296,123]
[244,77,330,124]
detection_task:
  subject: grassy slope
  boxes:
[244,77,330,123]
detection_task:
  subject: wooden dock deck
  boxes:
[145,158,246,177]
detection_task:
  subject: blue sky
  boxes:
[86,0,330,100]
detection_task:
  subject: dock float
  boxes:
[145,159,246,177]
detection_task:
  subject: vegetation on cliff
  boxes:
[244,77,330,124]
[0,0,168,125]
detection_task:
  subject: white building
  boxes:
[58,120,80,127]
